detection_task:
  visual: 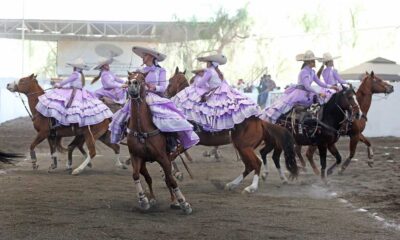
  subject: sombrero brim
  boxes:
[197,54,227,65]
[92,58,114,70]
[132,46,166,62]
[318,56,341,62]
[66,63,90,70]
[296,54,321,61]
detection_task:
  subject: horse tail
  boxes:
[55,136,68,153]
[280,127,298,178]
[263,122,298,177]
[0,150,24,163]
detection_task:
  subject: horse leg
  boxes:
[317,145,328,183]
[272,148,288,184]
[183,151,194,162]
[139,163,156,207]
[295,145,307,171]
[306,146,320,176]
[47,137,58,172]
[360,134,374,167]
[340,134,360,174]
[71,128,97,175]
[30,132,48,170]
[327,144,342,176]
[243,149,262,193]
[99,132,127,169]
[131,156,150,210]
[212,146,221,160]
[225,148,253,191]
[66,136,84,171]
[259,145,273,181]
[158,155,192,214]
[172,161,183,182]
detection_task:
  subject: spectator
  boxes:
[236,79,245,92]
[244,82,254,93]
[257,74,277,108]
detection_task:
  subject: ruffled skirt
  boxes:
[36,88,113,127]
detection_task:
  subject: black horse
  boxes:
[260,87,360,182]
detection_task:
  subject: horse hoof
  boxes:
[149,198,157,207]
[87,162,92,168]
[282,179,288,185]
[313,169,321,176]
[71,169,82,175]
[225,183,238,191]
[170,202,181,210]
[327,169,334,176]
[116,163,128,170]
[174,172,184,181]
[367,161,374,168]
[180,202,193,215]
[138,198,150,211]
[261,173,268,181]
[242,186,257,194]
[32,164,39,170]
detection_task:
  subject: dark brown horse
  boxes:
[262,87,361,182]
[126,71,192,213]
[166,68,298,192]
[7,74,112,175]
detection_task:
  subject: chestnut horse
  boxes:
[166,68,298,192]
[301,72,394,174]
[7,74,114,175]
[262,87,361,182]
[126,71,192,214]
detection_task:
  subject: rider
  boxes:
[91,57,128,105]
[260,50,339,124]
[109,46,199,153]
[318,52,348,100]
[35,58,113,127]
[172,53,260,132]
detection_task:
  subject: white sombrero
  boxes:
[92,57,114,70]
[132,46,166,62]
[295,50,321,61]
[66,58,90,70]
[319,52,340,63]
[197,54,227,65]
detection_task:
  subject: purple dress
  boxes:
[260,66,331,123]
[321,66,348,99]
[94,70,127,104]
[36,71,113,127]
[172,66,261,132]
[109,65,199,149]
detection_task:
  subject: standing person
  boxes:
[263,74,277,106]
[172,53,260,132]
[91,57,128,105]
[260,50,338,124]
[109,46,199,153]
[318,52,348,101]
[35,58,113,127]
[236,79,246,92]
[257,74,269,107]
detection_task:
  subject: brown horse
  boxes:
[166,68,298,192]
[7,74,111,175]
[126,71,192,213]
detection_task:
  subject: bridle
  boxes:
[127,74,160,144]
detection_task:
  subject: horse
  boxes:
[6,74,118,175]
[261,87,361,182]
[296,72,394,175]
[126,71,193,214]
[166,68,299,192]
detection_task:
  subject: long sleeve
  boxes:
[113,73,126,84]
[102,72,124,89]
[154,68,167,93]
[58,72,80,87]
[299,70,318,94]
[312,72,330,88]
[333,69,347,84]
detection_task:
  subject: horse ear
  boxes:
[371,71,374,78]
[127,71,132,76]
[183,69,186,74]
[34,74,37,79]
[175,66,179,74]
[365,71,369,76]
[29,73,34,78]
[341,84,347,90]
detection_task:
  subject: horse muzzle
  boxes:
[6,82,17,92]
[386,85,394,94]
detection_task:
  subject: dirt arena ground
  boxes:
[1,117,399,240]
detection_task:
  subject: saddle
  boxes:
[101,97,123,113]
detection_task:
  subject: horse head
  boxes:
[127,71,147,100]
[165,66,188,98]
[362,71,394,94]
[7,73,38,94]
[332,86,362,120]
